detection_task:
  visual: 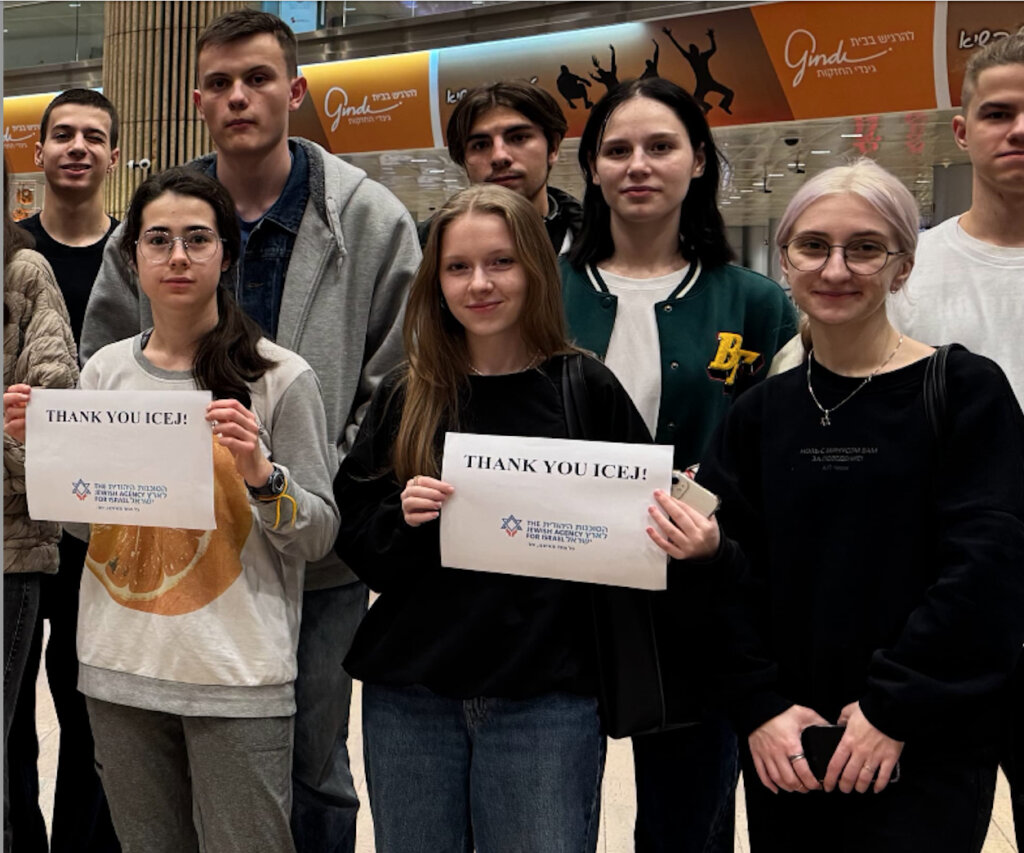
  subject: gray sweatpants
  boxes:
[86,697,295,853]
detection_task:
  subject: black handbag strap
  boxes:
[923,343,964,440]
[561,353,592,440]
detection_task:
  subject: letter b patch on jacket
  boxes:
[707,332,761,387]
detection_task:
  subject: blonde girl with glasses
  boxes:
[698,159,1024,852]
[4,167,339,853]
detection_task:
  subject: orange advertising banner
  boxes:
[300,51,433,154]
[750,2,937,119]
[946,4,1024,107]
[435,9,791,142]
[3,93,58,174]
[8,2,1024,165]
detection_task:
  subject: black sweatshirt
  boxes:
[697,349,1024,747]
[334,355,651,699]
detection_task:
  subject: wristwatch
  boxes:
[248,464,286,499]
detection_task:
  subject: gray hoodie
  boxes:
[80,138,421,588]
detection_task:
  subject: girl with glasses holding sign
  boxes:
[696,159,1024,852]
[6,167,338,853]
[331,183,723,852]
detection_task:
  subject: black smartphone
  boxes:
[800,724,901,784]
[800,724,845,780]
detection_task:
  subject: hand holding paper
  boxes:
[206,397,272,487]
[401,475,454,527]
[3,382,31,442]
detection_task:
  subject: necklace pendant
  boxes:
[820,412,831,427]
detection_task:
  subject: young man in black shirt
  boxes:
[9,88,121,853]
[420,81,582,254]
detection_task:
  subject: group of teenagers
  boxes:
[4,9,1024,853]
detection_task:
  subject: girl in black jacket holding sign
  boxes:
[332,184,720,852]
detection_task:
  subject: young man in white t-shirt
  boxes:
[889,32,1024,847]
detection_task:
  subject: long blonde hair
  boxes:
[393,184,576,481]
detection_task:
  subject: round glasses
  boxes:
[136,229,225,264]
[783,236,905,275]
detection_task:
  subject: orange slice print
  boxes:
[86,441,253,615]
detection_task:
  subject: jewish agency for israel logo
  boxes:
[71,479,91,501]
[500,513,523,537]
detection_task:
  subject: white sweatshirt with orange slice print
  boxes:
[73,335,339,717]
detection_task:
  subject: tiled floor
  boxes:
[32,642,1018,852]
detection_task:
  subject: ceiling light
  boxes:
[768,173,785,178]
[428,169,445,174]
[840,133,863,138]
[728,195,741,199]
[740,189,754,193]
[915,179,930,184]
[410,158,428,163]
[811,149,831,155]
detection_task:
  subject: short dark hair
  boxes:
[40,88,120,150]
[961,31,1024,108]
[569,77,734,271]
[447,81,568,167]
[120,167,272,405]
[197,10,298,77]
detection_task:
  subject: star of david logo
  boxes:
[71,479,91,501]
[500,514,522,537]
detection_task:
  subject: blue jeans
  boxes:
[290,581,368,853]
[4,573,42,853]
[362,683,605,853]
[632,718,739,853]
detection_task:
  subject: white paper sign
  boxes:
[440,433,673,590]
[25,389,215,529]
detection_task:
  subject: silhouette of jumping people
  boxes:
[640,38,660,79]
[590,45,619,91]
[663,26,734,115]
[557,64,593,109]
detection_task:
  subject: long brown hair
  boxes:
[393,184,576,481]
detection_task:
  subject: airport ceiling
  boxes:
[346,106,970,226]
[3,0,972,226]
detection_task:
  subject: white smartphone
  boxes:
[670,469,721,518]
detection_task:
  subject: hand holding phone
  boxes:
[670,469,720,517]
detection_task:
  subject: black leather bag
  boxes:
[561,354,699,738]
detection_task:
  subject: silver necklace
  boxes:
[806,334,903,427]
[469,352,542,376]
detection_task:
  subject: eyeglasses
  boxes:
[783,236,905,275]
[136,229,225,263]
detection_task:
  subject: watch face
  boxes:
[269,467,286,494]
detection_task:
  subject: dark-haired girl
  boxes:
[562,78,797,852]
[5,167,338,853]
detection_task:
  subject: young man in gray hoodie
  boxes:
[79,11,420,853]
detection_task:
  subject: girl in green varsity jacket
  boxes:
[560,78,796,853]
